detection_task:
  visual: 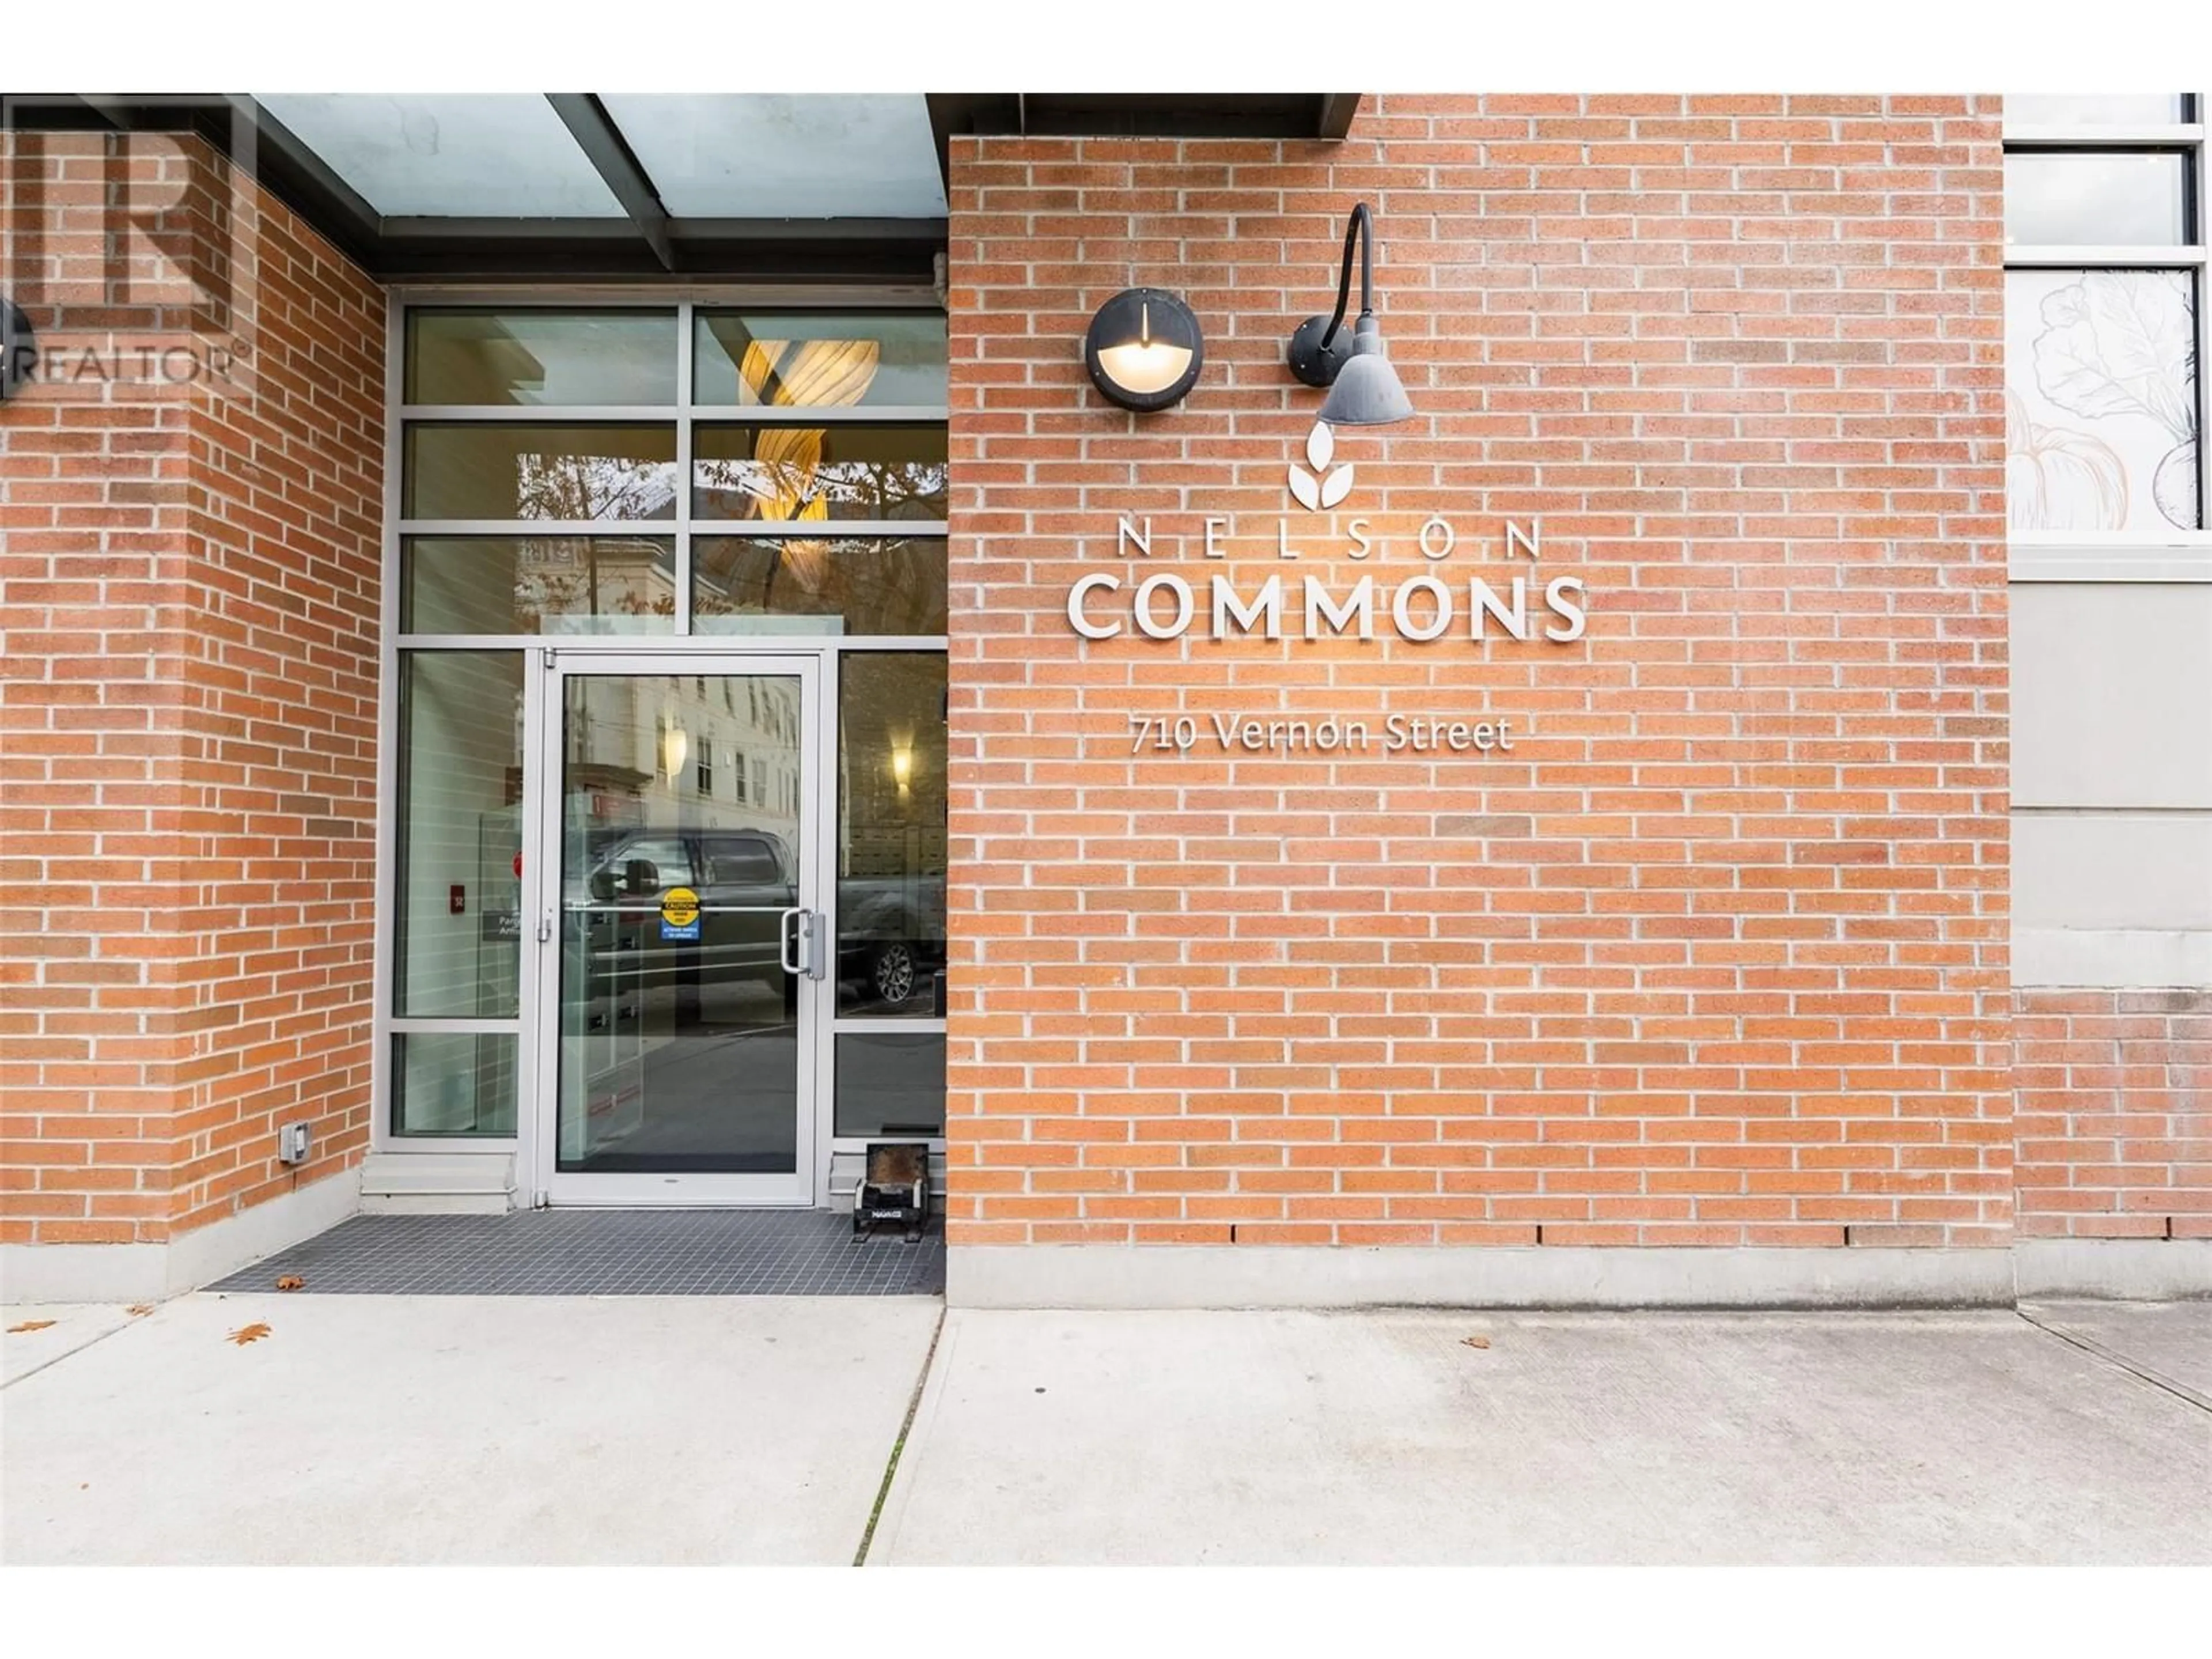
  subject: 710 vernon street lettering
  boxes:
[1129,713,1520,755]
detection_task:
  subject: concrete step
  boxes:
[358,1152,514,1215]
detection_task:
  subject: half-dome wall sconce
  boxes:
[1084,287,1204,412]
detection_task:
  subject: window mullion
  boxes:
[677,298,696,635]
[2195,100,2211,522]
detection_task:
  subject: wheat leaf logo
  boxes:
[1291,420,1354,511]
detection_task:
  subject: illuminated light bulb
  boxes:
[1095,302,1195,395]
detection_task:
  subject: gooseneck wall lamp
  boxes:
[1084,286,1204,412]
[1285,203,1414,427]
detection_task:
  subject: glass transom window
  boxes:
[397,306,948,637]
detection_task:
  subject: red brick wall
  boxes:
[944,94,2012,1249]
[0,131,383,1247]
[2014,990,2212,1240]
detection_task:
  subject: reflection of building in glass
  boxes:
[838,656,947,883]
[516,532,678,630]
[567,672,803,847]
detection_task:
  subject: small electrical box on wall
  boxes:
[278,1123,312,1165]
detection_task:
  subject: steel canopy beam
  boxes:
[921,92,1363,191]
[925,93,1361,140]
[1315,94,1362,140]
[924,93,998,196]
[373,216,948,285]
[546,93,676,272]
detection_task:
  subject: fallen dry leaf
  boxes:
[126,1305,154,1317]
[275,1275,305,1291]
[226,1323,272,1346]
[7,1320,57,1334]
[1461,1334,1491,1350]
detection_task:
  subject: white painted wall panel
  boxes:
[2011,584,2212,809]
[2013,813,2212,930]
[2012,809,2212,986]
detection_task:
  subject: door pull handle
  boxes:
[779,908,828,980]
[779,907,804,976]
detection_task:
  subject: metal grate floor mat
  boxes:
[207,1209,945,1297]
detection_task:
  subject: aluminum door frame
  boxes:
[524,648,826,1207]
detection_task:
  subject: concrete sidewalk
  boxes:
[871,1304,2212,1565]
[3,1293,940,1565]
[5,1293,2206,1565]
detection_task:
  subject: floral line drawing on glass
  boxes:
[2007,391,2130,529]
[2022,270,2199,531]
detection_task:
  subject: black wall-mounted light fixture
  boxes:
[1,298,35,402]
[1084,287,1203,412]
[1284,203,1414,426]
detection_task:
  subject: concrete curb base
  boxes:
[2014,1238,2212,1300]
[944,1242,2206,1309]
[1,1168,362,1304]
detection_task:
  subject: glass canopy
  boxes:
[254,93,949,221]
[256,95,628,218]
[599,95,946,218]
[4,93,1352,281]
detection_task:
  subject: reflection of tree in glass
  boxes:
[808,537,943,635]
[696,437,945,522]
[514,441,673,522]
[694,537,946,635]
[687,338,947,628]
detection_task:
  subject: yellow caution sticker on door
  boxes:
[659,885,701,940]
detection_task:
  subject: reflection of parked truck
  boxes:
[574,827,944,1006]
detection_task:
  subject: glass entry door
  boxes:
[536,653,821,1203]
